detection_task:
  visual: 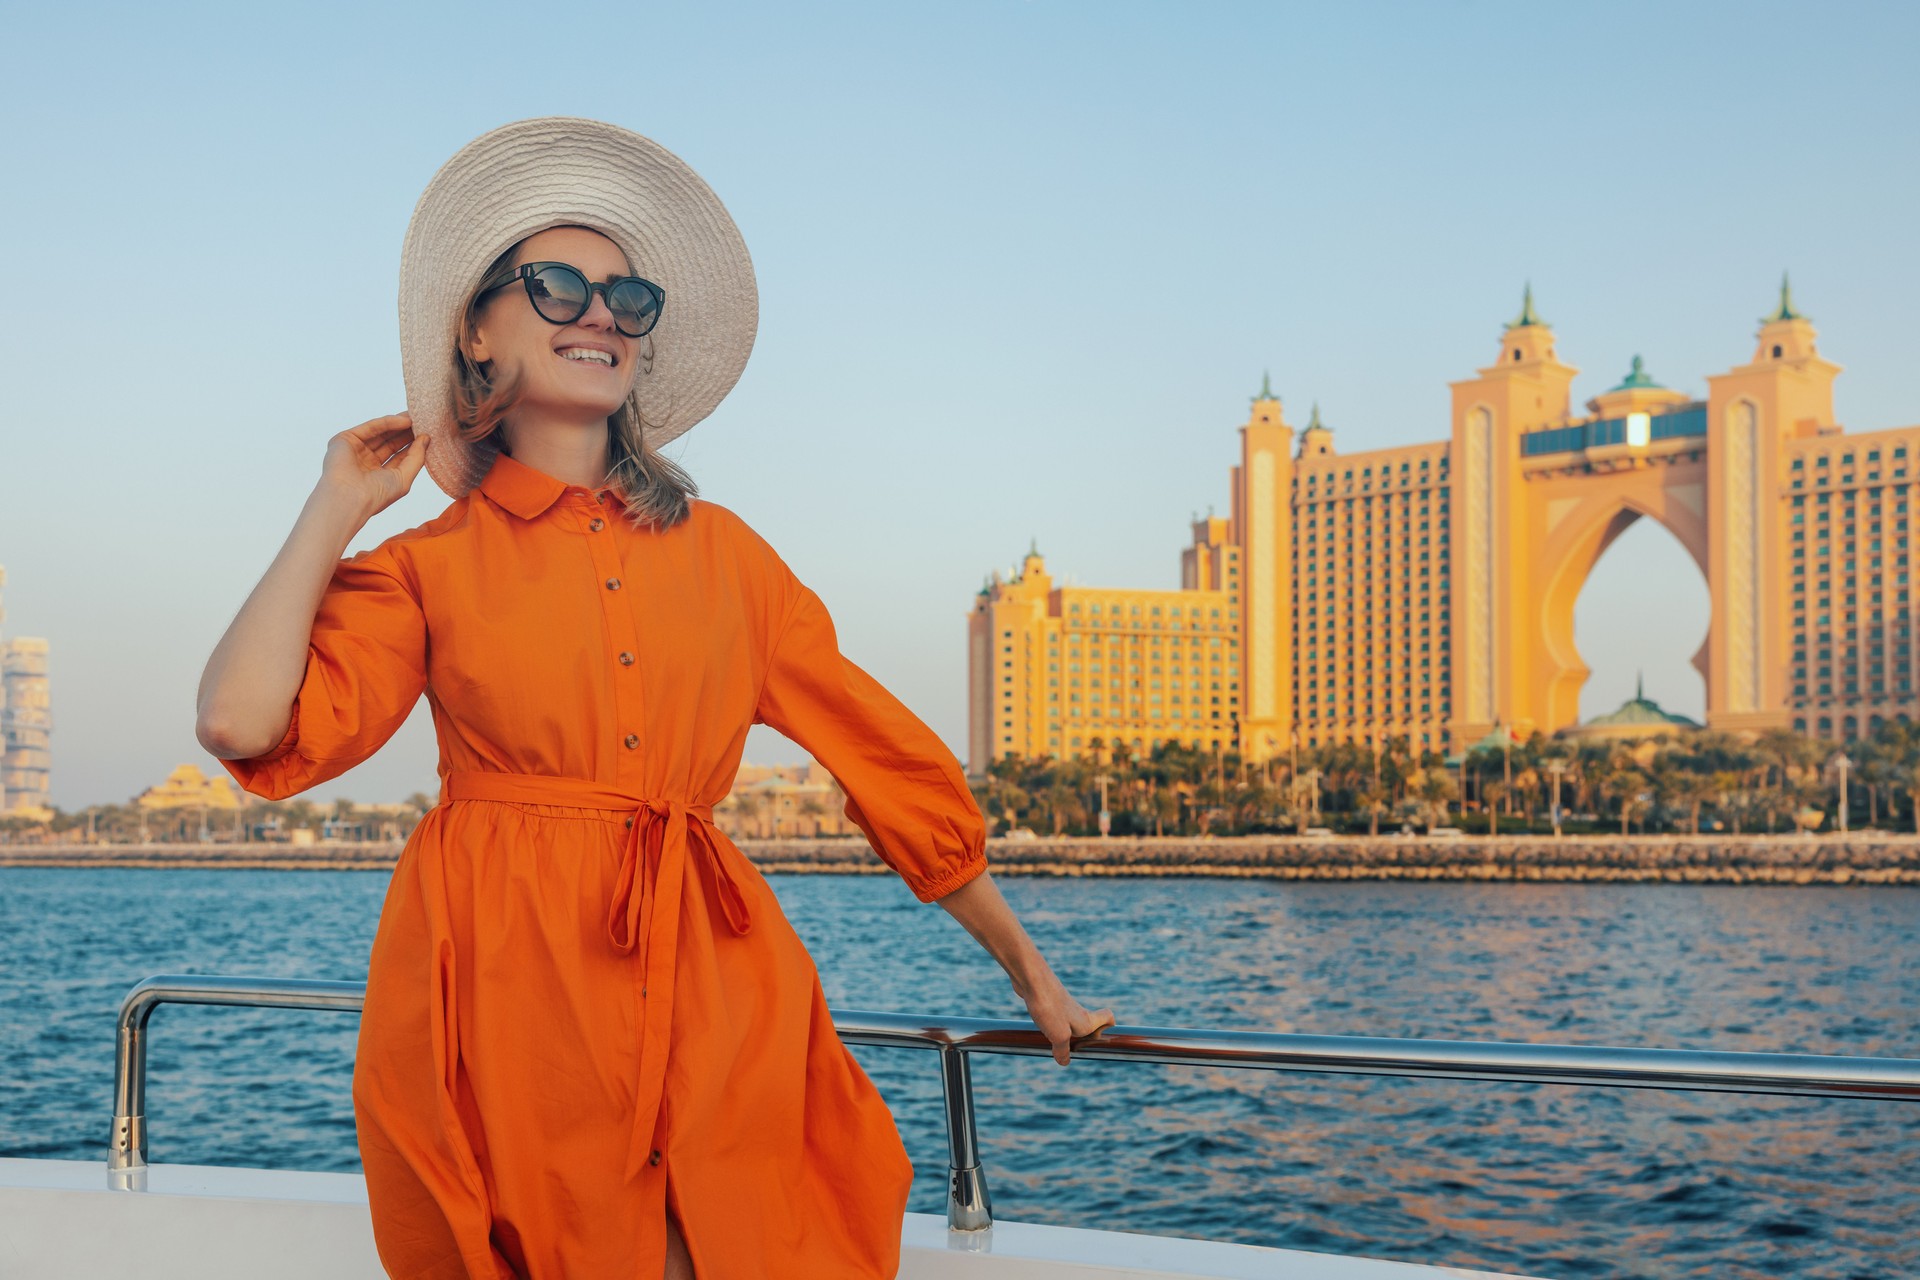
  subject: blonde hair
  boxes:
[452,233,698,530]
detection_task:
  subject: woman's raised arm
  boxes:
[195,414,428,759]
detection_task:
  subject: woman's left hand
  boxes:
[1013,970,1116,1066]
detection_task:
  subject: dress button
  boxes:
[624,733,639,749]
[589,517,605,532]
[649,1149,662,1166]
[619,651,635,665]
[606,577,622,591]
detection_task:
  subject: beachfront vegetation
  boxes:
[5,792,439,845]
[970,720,1920,839]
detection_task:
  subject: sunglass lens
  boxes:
[609,279,662,337]
[528,264,590,323]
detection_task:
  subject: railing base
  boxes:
[947,1163,992,1232]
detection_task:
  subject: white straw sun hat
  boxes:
[398,115,758,499]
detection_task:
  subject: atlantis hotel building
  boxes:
[968,282,1920,772]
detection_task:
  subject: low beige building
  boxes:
[137,763,242,811]
[715,760,859,840]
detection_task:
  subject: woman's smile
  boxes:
[556,342,619,369]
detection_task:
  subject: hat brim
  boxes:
[399,116,758,499]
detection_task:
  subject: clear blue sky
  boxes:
[2,2,1915,808]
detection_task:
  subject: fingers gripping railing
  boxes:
[109,975,1920,1228]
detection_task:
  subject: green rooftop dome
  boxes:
[1584,675,1701,730]
[1608,354,1664,392]
[1252,370,1279,404]
[1465,724,1519,755]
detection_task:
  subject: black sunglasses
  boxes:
[476,261,665,338]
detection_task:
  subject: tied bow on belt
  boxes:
[443,770,755,1182]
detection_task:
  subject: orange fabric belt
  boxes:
[442,769,755,1181]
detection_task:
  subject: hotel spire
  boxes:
[1297,401,1334,458]
[1504,281,1546,330]
[1764,271,1805,323]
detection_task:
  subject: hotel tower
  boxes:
[969,281,1920,773]
[0,566,54,818]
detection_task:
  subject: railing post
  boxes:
[938,1044,992,1231]
[105,975,368,1189]
[107,983,159,1185]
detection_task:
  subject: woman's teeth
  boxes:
[559,348,615,366]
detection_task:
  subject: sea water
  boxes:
[1,868,1915,1279]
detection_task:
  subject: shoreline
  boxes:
[5,834,1920,885]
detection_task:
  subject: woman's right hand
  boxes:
[321,412,430,518]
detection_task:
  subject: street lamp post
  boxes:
[1831,752,1854,835]
[1544,758,1569,838]
[1500,720,1512,817]
[1093,771,1113,838]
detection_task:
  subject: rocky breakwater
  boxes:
[744,833,1920,886]
[0,841,402,870]
[8,835,1920,885]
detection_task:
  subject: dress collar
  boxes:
[477,450,570,521]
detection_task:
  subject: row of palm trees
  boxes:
[971,721,1920,838]
[9,724,1911,845]
[5,794,440,845]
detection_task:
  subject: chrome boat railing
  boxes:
[107,974,1920,1229]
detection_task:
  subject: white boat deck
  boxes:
[0,1157,1532,1278]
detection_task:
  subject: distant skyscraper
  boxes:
[0,566,54,818]
[970,281,1916,774]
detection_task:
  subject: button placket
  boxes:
[578,505,644,783]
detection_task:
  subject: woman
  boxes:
[195,117,1115,1280]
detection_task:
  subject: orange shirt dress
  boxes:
[220,450,990,1279]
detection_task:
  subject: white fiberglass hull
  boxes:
[0,1157,1533,1279]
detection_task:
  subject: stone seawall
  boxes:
[5,835,1920,885]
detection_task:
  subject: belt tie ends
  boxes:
[441,770,755,1182]
[607,796,754,954]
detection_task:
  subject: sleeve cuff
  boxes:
[912,849,989,904]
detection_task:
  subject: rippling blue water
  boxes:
[2,869,1915,1278]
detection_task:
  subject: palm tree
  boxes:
[1043,775,1087,835]
[1482,780,1507,836]
[1598,754,1649,836]
[1672,770,1718,834]
[1356,781,1388,835]
[1411,767,1456,829]
[734,791,768,838]
[795,794,828,836]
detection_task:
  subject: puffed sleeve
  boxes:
[752,556,989,904]
[217,538,427,801]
